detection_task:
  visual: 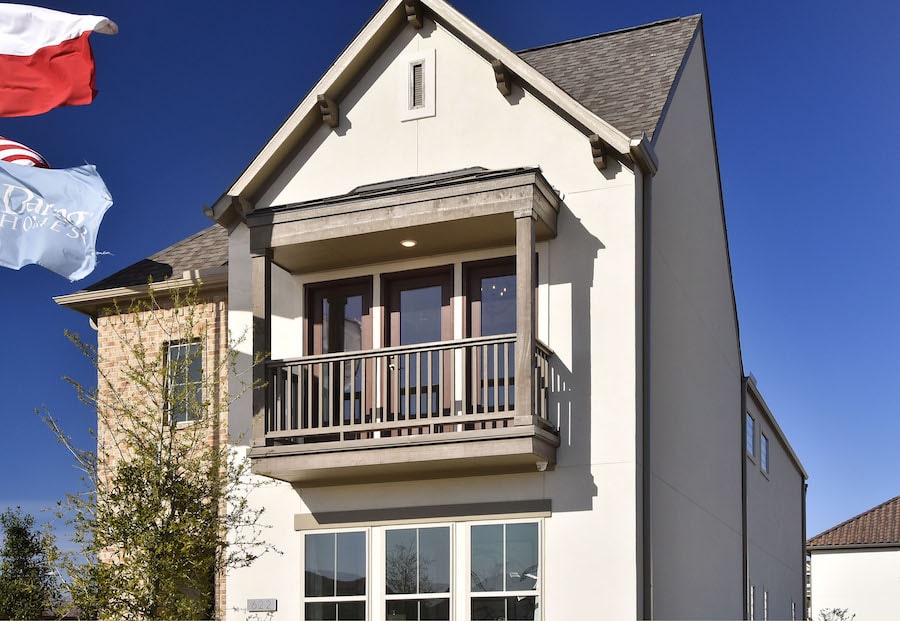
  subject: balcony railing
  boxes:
[264,335,553,446]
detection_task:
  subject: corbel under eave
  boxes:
[405,0,424,29]
[491,59,512,96]
[589,134,607,170]
[317,94,340,128]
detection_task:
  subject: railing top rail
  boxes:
[267,333,518,367]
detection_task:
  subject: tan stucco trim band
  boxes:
[294,499,552,531]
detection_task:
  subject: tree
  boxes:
[818,608,856,621]
[42,285,272,620]
[0,507,61,620]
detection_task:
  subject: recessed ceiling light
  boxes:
[400,239,417,248]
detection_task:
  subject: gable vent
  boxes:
[399,49,435,121]
[410,61,425,109]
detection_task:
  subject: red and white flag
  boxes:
[0,136,50,167]
[0,3,117,117]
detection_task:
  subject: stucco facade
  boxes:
[56,2,808,620]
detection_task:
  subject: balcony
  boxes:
[240,168,563,485]
[249,335,559,485]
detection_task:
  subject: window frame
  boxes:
[299,517,545,621]
[468,518,542,621]
[760,433,770,474]
[165,339,203,425]
[745,412,756,459]
[301,528,369,621]
[383,523,453,621]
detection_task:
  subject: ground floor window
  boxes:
[302,520,540,621]
[470,523,539,620]
[304,531,367,620]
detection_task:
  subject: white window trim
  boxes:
[746,412,756,460]
[760,432,770,476]
[166,340,202,425]
[300,517,543,621]
[400,49,436,121]
[300,527,369,621]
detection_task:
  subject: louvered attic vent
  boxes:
[410,61,425,109]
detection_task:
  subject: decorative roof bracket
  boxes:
[491,59,512,96]
[317,94,339,128]
[405,0,423,29]
[589,134,607,170]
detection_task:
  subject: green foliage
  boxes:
[42,286,272,620]
[0,507,61,619]
[818,608,856,621]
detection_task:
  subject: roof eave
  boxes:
[54,266,228,318]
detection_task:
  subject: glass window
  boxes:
[304,531,367,621]
[745,413,755,456]
[761,434,770,473]
[385,526,450,621]
[471,522,539,621]
[167,341,202,423]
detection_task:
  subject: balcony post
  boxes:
[514,211,536,424]
[251,249,272,445]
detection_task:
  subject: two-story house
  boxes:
[57,1,807,619]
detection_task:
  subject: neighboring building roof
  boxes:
[808,495,900,550]
[518,15,701,140]
[85,225,227,291]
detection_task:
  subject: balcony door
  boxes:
[307,278,373,431]
[385,268,452,423]
[465,258,516,415]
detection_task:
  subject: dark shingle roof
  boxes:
[85,225,227,291]
[517,15,701,140]
[808,495,900,549]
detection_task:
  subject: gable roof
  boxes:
[808,495,900,550]
[209,0,684,223]
[518,15,700,141]
[64,9,704,300]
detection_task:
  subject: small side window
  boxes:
[761,433,770,473]
[746,413,756,456]
[166,340,202,424]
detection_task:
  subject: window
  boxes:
[749,585,755,620]
[385,526,450,620]
[763,589,768,621]
[746,413,756,456]
[304,531,367,621]
[471,522,539,621]
[166,341,202,423]
[301,519,541,621]
[761,433,770,473]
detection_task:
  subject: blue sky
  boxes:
[1,0,897,541]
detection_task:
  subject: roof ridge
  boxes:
[809,494,900,544]
[515,14,700,54]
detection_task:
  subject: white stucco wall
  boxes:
[810,548,900,621]
[648,30,744,620]
[225,14,645,621]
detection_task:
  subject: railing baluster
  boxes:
[264,335,546,444]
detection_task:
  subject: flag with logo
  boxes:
[0,3,118,117]
[0,139,112,280]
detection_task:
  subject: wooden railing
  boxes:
[265,335,553,445]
